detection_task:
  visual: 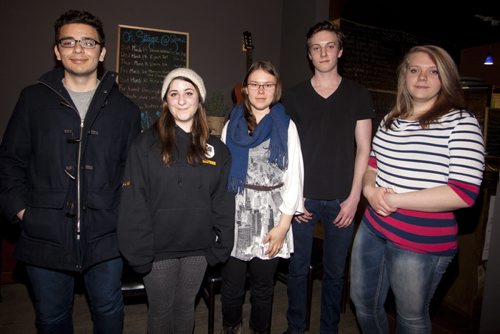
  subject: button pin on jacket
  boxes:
[206,144,215,158]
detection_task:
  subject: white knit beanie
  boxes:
[160,67,207,102]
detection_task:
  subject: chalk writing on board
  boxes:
[338,19,426,92]
[117,25,189,130]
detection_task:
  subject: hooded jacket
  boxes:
[0,67,141,271]
[117,127,235,274]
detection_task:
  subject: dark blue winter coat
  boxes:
[0,67,141,271]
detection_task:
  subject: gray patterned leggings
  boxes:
[143,256,207,334]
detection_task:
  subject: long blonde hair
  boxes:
[384,45,465,129]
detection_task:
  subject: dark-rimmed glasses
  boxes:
[57,37,102,49]
[247,82,277,91]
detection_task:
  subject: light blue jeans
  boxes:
[350,222,453,334]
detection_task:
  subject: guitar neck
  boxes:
[246,49,253,72]
[235,31,253,105]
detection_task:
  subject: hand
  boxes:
[263,225,288,258]
[366,187,396,216]
[294,206,312,223]
[333,196,358,228]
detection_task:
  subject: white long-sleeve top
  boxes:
[222,120,304,259]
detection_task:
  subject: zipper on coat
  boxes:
[76,118,84,240]
[54,89,84,245]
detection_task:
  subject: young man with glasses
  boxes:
[282,21,374,334]
[0,9,140,333]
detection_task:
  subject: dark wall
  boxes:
[279,0,330,90]
[1,0,309,138]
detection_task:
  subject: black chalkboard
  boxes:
[337,19,427,92]
[117,25,189,130]
[336,19,438,122]
[369,89,397,128]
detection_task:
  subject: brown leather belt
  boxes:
[245,182,284,191]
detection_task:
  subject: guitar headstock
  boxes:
[242,31,254,52]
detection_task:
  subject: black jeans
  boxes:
[221,256,279,332]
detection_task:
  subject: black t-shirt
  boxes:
[282,78,374,199]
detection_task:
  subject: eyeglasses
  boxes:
[57,37,102,49]
[247,82,277,91]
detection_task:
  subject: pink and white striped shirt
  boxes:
[364,109,485,255]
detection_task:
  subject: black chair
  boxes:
[121,263,146,299]
[199,264,224,334]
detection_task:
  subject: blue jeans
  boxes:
[350,222,453,334]
[286,199,354,333]
[26,258,124,334]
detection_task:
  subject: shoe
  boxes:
[282,329,304,334]
[220,323,241,334]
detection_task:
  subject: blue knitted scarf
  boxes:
[226,103,290,193]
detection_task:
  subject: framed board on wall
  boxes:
[117,25,189,130]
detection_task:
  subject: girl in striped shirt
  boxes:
[350,45,485,333]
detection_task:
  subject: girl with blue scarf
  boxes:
[220,61,304,334]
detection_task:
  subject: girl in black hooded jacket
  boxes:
[118,68,235,334]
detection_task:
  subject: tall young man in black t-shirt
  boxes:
[282,21,374,334]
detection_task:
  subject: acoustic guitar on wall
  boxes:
[233,31,254,105]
